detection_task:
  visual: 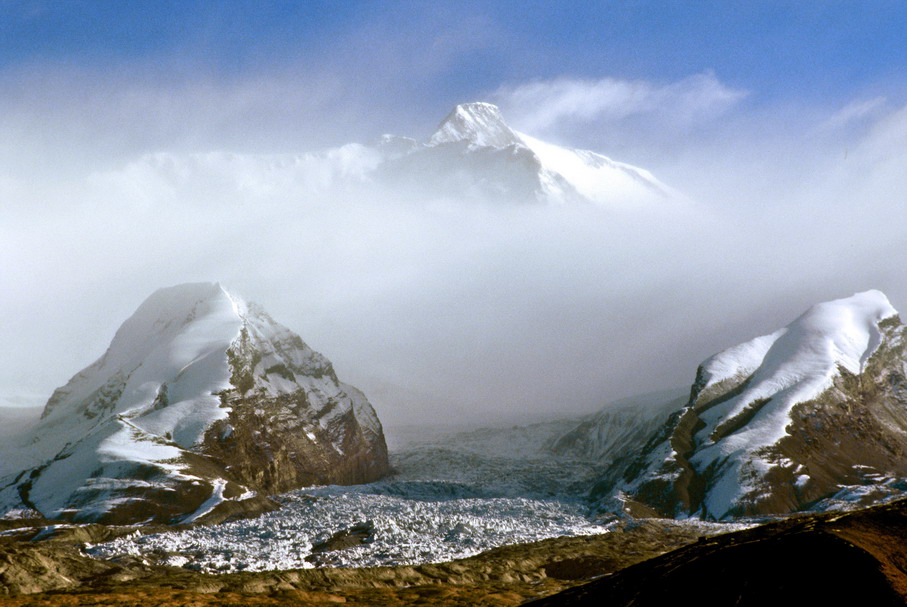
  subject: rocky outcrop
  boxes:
[203,327,388,493]
[0,283,389,525]
[615,290,907,519]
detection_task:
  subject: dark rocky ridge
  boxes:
[527,497,907,606]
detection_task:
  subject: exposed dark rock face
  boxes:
[0,283,389,525]
[201,309,389,495]
[204,386,389,494]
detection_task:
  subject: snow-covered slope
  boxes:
[615,290,907,520]
[90,102,675,208]
[0,283,389,524]
[0,399,43,477]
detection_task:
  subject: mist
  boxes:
[3,64,907,429]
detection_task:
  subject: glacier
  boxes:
[87,422,616,571]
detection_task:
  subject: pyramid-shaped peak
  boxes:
[428,102,522,148]
[14,281,390,524]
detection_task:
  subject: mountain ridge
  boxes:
[428,102,523,148]
[609,289,907,519]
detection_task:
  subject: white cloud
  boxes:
[820,96,889,132]
[0,66,350,169]
[6,101,907,428]
[491,72,748,136]
[3,58,907,430]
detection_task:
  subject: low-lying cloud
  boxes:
[3,70,907,430]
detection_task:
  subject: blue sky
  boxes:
[0,0,903,170]
[3,1,906,121]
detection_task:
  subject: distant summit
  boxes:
[100,103,679,209]
[372,101,677,206]
[0,283,389,524]
[428,102,523,148]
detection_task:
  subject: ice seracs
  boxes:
[612,290,907,520]
[0,283,389,524]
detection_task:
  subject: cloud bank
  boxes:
[492,72,748,136]
[3,67,907,430]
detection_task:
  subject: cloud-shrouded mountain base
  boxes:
[3,98,907,430]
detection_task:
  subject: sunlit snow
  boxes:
[688,290,898,517]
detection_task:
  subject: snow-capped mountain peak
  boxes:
[427,102,523,148]
[41,282,240,432]
[1,283,389,524]
[416,101,676,205]
[615,289,907,520]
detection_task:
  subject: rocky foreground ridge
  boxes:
[0,283,389,525]
[528,496,907,607]
[5,499,907,605]
[608,289,907,519]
